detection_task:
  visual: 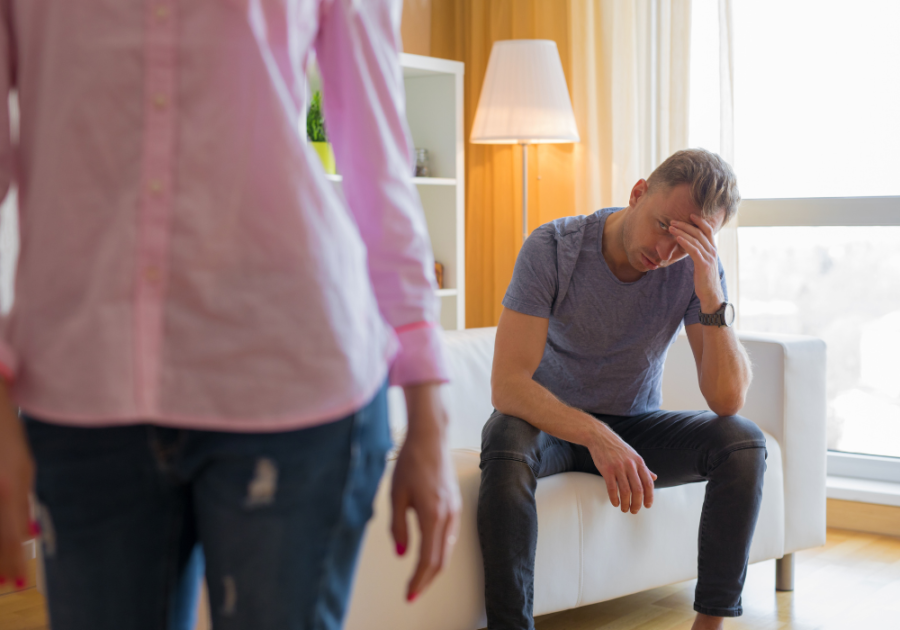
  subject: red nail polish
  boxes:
[407,592,418,603]
[396,543,406,556]
[15,577,25,589]
[30,520,41,536]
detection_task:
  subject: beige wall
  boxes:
[401,0,432,56]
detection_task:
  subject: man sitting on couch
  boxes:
[479,149,765,630]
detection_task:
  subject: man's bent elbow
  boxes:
[490,378,511,415]
[711,403,742,417]
[491,376,526,417]
[709,392,746,417]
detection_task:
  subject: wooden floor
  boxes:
[2,528,899,629]
[533,528,900,630]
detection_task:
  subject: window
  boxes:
[690,1,900,475]
[691,0,900,199]
[739,225,900,459]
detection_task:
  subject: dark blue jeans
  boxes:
[24,384,391,630]
[477,409,767,629]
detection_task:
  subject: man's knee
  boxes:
[705,415,767,475]
[480,412,543,472]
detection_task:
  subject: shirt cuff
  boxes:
[0,339,17,383]
[388,322,450,387]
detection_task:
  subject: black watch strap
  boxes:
[699,311,726,327]
[699,302,734,327]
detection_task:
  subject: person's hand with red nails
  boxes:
[0,382,34,590]
[390,383,461,603]
[668,214,725,314]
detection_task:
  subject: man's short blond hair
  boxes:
[646,148,741,224]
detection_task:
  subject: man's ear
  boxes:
[629,179,649,207]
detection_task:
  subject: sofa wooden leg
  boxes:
[775,553,794,591]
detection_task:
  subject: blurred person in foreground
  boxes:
[0,1,460,628]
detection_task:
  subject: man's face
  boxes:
[621,181,725,273]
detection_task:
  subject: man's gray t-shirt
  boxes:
[502,208,728,417]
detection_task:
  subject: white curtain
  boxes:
[569,0,693,214]
[716,0,740,319]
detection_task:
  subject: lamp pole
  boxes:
[521,142,528,244]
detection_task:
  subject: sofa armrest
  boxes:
[661,331,827,555]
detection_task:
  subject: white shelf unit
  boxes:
[308,54,466,331]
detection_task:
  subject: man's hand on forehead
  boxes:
[668,214,725,312]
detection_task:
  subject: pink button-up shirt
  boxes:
[0,0,448,431]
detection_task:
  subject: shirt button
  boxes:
[155,6,169,19]
[149,180,162,194]
[153,95,167,110]
[144,266,162,285]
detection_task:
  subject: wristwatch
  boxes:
[699,302,735,327]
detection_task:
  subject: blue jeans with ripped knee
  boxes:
[24,383,391,630]
[477,409,768,630]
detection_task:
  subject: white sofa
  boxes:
[344,327,827,630]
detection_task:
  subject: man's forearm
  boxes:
[492,375,608,448]
[699,326,752,416]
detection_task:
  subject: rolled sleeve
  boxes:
[389,322,449,387]
[0,341,15,382]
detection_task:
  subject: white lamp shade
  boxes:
[470,39,579,144]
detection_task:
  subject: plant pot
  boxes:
[311,141,336,175]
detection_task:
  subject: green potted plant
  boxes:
[306,91,336,175]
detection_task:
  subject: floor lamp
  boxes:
[470,40,580,245]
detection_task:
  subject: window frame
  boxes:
[739,197,900,227]
[827,451,900,484]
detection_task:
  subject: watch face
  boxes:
[723,302,736,326]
